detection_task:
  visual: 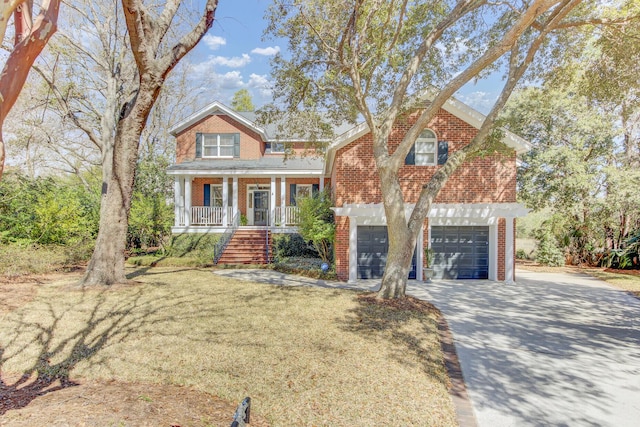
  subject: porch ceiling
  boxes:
[167,157,324,176]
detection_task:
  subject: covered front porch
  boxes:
[170,174,325,233]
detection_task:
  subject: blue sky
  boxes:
[187,0,501,113]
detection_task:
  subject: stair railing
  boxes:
[213,211,240,265]
[265,212,271,263]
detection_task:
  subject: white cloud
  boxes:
[203,34,226,50]
[456,91,497,114]
[251,46,281,56]
[210,53,252,68]
[247,73,273,97]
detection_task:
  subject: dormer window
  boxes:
[266,141,285,153]
[196,132,240,158]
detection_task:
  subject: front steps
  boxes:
[216,229,270,265]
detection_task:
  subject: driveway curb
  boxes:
[437,314,478,427]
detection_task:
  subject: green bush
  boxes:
[272,233,318,260]
[0,171,100,246]
[534,227,565,266]
[271,256,337,280]
[296,189,335,263]
[128,191,173,251]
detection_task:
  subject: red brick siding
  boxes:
[175,115,265,163]
[333,109,516,207]
[498,218,506,281]
[335,216,350,281]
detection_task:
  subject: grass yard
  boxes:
[580,267,640,297]
[0,267,457,426]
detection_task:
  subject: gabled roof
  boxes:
[323,95,532,175]
[169,101,353,142]
[169,101,268,140]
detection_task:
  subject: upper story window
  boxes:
[266,141,285,154]
[405,129,448,166]
[203,133,235,158]
[196,132,240,158]
[415,129,437,165]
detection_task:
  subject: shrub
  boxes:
[128,191,173,251]
[272,233,318,260]
[271,256,337,280]
[296,189,335,263]
[534,227,565,266]
[516,249,529,260]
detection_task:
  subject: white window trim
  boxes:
[296,184,313,199]
[202,133,235,159]
[415,129,437,166]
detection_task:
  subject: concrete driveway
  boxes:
[408,270,640,427]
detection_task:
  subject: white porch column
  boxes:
[270,176,276,226]
[319,176,324,192]
[505,218,515,284]
[280,175,286,227]
[184,177,192,227]
[222,176,229,226]
[232,177,238,225]
[348,216,358,283]
[489,223,498,281]
[174,177,183,226]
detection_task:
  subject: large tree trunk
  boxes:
[377,162,418,299]
[81,127,138,285]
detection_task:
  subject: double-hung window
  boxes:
[414,129,437,166]
[203,133,235,158]
[405,129,449,166]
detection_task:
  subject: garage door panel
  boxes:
[431,226,489,280]
[357,226,416,280]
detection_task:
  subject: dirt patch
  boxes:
[0,374,269,426]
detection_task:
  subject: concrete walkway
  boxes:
[214,268,640,426]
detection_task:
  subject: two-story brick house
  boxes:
[168,99,529,283]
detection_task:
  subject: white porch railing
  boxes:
[191,206,234,226]
[274,206,300,225]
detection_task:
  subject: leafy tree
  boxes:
[127,155,174,251]
[296,189,335,263]
[0,0,60,180]
[231,89,255,111]
[263,0,622,298]
[504,13,640,266]
[534,225,565,267]
[0,169,100,246]
[75,0,219,286]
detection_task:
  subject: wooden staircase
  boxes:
[216,229,270,265]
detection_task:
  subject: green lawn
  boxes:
[581,268,640,297]
[0,267,457,426]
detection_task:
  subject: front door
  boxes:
[253,191,269,226]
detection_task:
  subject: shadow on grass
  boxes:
[339,294,450,386]
[0,281,211,416]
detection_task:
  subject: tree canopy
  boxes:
[231,89,256,111]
